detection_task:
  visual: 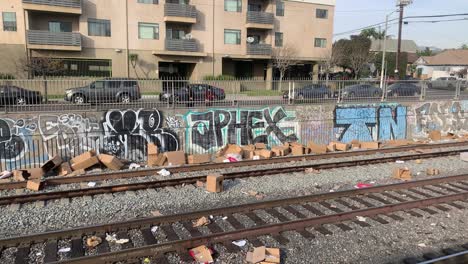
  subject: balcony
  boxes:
[164,3,197,24]
[247,44,272,57]
[22,0,82,14]
[246,11,274,29]
[153,39,206,57]
[27,30,81,51]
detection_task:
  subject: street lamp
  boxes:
[379,9,399,89]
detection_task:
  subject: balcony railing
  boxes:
[164,3,197,18]
[247,11,274,24]
[27,30,81,47]
[247,44,272,56]
[165,39,198,52]
[22,0,81,8]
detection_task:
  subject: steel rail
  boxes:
[57,191,468,263]
[1,173,467,248]
[0,148,465,206]
[1,141,466,191]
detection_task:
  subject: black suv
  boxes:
[65,78,141,104]
[159,84,226,103]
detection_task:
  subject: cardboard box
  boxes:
[331,142,350,151]
[243,150,255,160]
[254,149,272,159]
[26,179,41,191]
[290,145,304,156]
[26,168,44,180]
[393,168,412,181]
[308,142,328,154]
[68,169,85,177]
[271,146,290,157]
[58,162,73,176]
[206,174,223,193]
[264,248,280,263]
[426,168,440,176]
[98,154,124,170]
[217,144,243,157]
[164,151,186,166]
[350,140,361,149]
[187,154,211,164]
[71,156,100,171]
[327,143,336,152]
[190,245,213,263]
[147,143,158,156]
[246,246,266,264]
[41,155,63,173]
[254,143,267,149]
[214,156,227,163]
[71,150,96,165]
[429,130,442,141]
[385,139,412,147]
[360,141,380,149]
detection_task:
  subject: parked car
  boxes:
[428,77,467,90]
[159,84,225,103]
[65,78,141,104]
[0,85,42,105]
[386,82,421,97]
[283,84,334,100]
[341,84,382,98]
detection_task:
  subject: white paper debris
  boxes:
[232,240,247,247]
[87,182,96,187]
[115,239,129,244]
[222,216,228,220]
[129,163,141,169]
[58,247,71,253]
[151,226,158,233]
[105,234,117,243]
[209,215,214,219]
[430,223,436,226]
[417,243,426,247]
[329,190,335,192]
[253,156,260,160]
[0,171,12,179]
[157,169,171,177]
[36,252,42,256]
[395,160,405,164]
[356,216,366,222]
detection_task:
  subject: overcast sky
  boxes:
[334,0,468,49]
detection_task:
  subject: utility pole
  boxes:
[395,0,413,79]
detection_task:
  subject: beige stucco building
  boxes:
[0,0,335,79]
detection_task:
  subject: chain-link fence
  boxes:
[0,78,466,112]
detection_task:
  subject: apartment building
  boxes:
[0,0,335,79]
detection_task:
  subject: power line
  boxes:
[334,13,468,36]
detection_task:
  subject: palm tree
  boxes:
[360,28,386,40]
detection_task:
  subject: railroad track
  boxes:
[1,147,467,206]
[404,244,468,264]
[1,141,467,191]
[1,174,467,264]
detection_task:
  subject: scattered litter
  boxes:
[430,223,436,226]
[129,163,141,169]
[87,182,96,187]
[151,226,158,233]
[226,153,242,162]
[116,239,129,244]
[232,240,247,247]
[86,236,102,247]
[446,214,451,218]
[395,160,405,164]
[222,216,228,220]
[0,171,12,179]
[106,234,118,243]
[355,183,373,189]
[223,159,230,163]
[143,258,151,264]
[193,216,210,227]
[36,252,42,256]
[246,246,280,263]
[356,216,366,222]
[196,180,204,187]
[415,159,423,164]
[393,167,412,181]
[189,245,214,263]
[329,190,335,192]
[209,215,214,220]
[253,156,260,160]
[157,169,171,177]
[417,243,426,248]
[226,157,238,162]
[58,247,71,253]
[248,191,259,196]
[151,210,163,217]
[305,168,321,174]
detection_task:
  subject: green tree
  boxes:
[461,44,468,50]
[373,52,408,79]
[360,28,386,40]
[417,47,433,57]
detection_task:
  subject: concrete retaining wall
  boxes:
[1,100,467,170]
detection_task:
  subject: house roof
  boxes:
[416,49,468,66]
[370,39,418,53]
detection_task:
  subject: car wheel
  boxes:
[72,95,85,104]
[16,97,26,105]
[120,94,130,104]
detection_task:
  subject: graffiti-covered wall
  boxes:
[0,100,466,170]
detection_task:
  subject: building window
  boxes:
[275,32,283,47]
[316,9,328,19]
[139,22,159,39]
[137,0,158,4]
[225,0,241,12]
[315,38,327,48]
[2,12,16,32]
[88,18,111,37]
[276,0,284,16]
[224,29,241,45]
[167,28,187,39]
[49,21,72,32]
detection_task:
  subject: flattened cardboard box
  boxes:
[360,141,380,149]
[26,179,41,191]
[147,143,158,155]
[290,145,304,156]
[26,168,44,179]
[71,156,100,171]
[393,168,412,180]
[71,150,96,164]
[13,170,27,181]
[164,151,186,166]
[41,155,63,173]
[308,142,328,154]
[429,130,442,141]
[254,149,272,159]
[187,154,211,164]
[254,143,267,149]
[243,149,255,160]
[350,139,361,149]
[331,142,350,151]
[271,146,290,157]
[58,162,73,176]
[98,154,124,170]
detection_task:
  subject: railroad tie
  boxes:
[14,246,30,264]
[448,183,468,192]
[380,192,407,202]
[160,225,180,241]
[96,235,110,254]
[70,238,85,258]
[116,231,133,250]
[349,197,375,208]
[433,204,451,212]
[371,216,389,224]
[405,210,423,218]
[221,241,241,253]
[247,237,264,247]
[265,208,289,222]
[419,207,438,215]
[434,184,462,193]
[181,221,203,237]
[301,204,325,216]
[153,255,171,264]
[206,221,224,234]
[366,194,392,205]
[141,228,158,245]
[225,215,245,230]
[319,201,344,213]
[283,206,306,219]
[395,190,419,200]
[422,252,442,260]
[386,214,404,221]
[335,199,360,210]
[314,226,333,236]
[245,212,267,226]
[422,186,447,195]
[447,202,465,210]
[43,240,58,263]
[407,189,433,198]
[271,234,289,245]
[296,229,315,240]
